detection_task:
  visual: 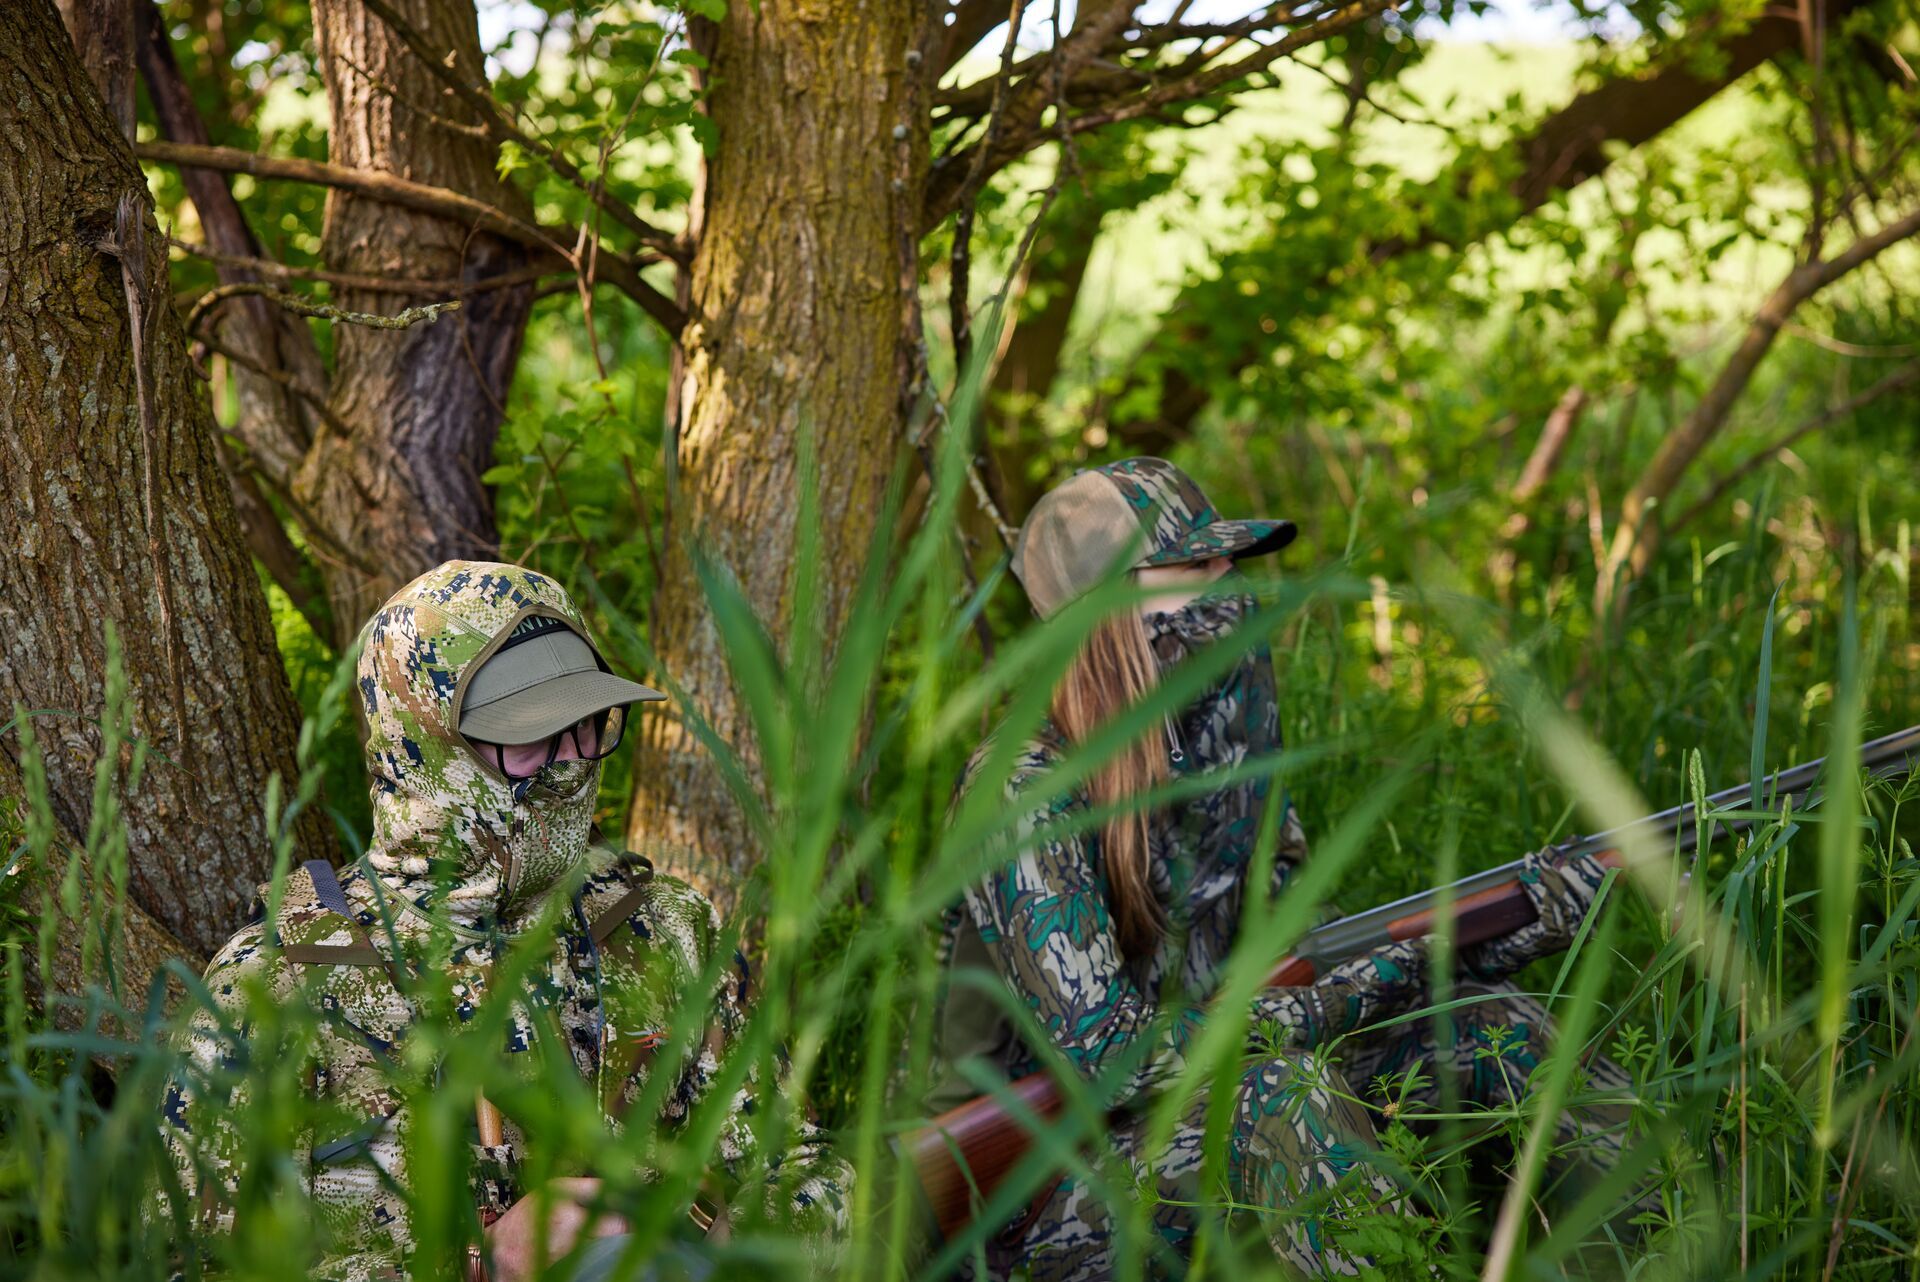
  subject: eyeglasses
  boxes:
[473,706,627,780]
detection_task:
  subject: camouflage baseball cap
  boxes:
[1011,457,1296,618]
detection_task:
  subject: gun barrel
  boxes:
[1288,724,1920,975]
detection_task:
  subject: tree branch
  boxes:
[186,282,463,335]
[167,235,556,295]
[357,0,685,261]
[924,0,1393,228]
[1063,0,1398,133]
[1666,360,1920,538]
[1097,0,1875,455]
[1512,384,1590,505]
[925,0,1141,227]
[135,139,689,334]
[1599,201,1920,609]
[938,0,1015,74]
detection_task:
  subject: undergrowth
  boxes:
[2,417,1918,1282]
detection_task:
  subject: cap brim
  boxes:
[459,669,665,744]
[1143,518,1298,567]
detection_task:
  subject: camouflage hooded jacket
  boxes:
[929,589,1428,1114]
[161,563,849,1280]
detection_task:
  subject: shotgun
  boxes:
[901,724,1920,1241]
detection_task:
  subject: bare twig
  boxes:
[195,333,352,444]
[926,0,1393,224]
[933,0,1326,112]
[1063,0,1399,136]
[135,140,688,334]
[166,235,555,296]
[358,0,683,260]
[186,282,463,335]
[1601,200,1920,606]
[950,0,1029,377]
[1666,359,1920,536]
[135,139,567,253]
[1783,322,1920,357]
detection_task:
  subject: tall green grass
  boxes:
[2,385,1917,1281]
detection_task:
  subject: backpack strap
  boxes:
[282,860,385,967]
[589,853,655,945]
[306,859,356,918]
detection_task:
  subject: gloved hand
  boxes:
[1254,938,1431,1049]
[1462,850,1614,981]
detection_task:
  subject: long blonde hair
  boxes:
[1050,610,1168,958]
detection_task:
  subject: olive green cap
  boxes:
[1011,457,1296,619]
[458,618,664,745]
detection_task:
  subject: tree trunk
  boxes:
[627,0,924,905]
[298,0,535,638]
[135,0,333,632]
[0,0,334,958]
[0,740,200,1016]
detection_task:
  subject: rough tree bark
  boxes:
[296,0,536,635]
[135,1,332,631]
[627,0,925,903]
[0,0,334,958]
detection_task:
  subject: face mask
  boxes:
[1143,575,1277,763]
[1143,576,1257,662]
[496,758,600,907]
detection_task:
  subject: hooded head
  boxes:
[356,561,630,925]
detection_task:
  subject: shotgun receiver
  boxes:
[901,725,1920,1241]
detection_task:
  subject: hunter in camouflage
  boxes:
[161,562,849,1280]
[933,459,1634,1279]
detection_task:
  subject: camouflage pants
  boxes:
[980,982,1633,1281]
[1339,980,1635,1179]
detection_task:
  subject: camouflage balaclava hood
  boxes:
[357,561,607,928]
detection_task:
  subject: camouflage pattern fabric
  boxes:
[1337,977,1636,1175]
[933,588,1635,1278]
[1000,978,1636,1281]
[161,562,850,1281]
[978,1050,1409,1280]
[1096,458,1293,567]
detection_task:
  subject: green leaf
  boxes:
[686,111,719,156]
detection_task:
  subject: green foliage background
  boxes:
[6,0,1920,1277]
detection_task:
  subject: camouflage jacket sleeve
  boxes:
[1251,939,1432,1048]
[706,960,853,1261]
[961,790,1208,1108]
[161,920,282,1241]
[160,921,410,1282]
